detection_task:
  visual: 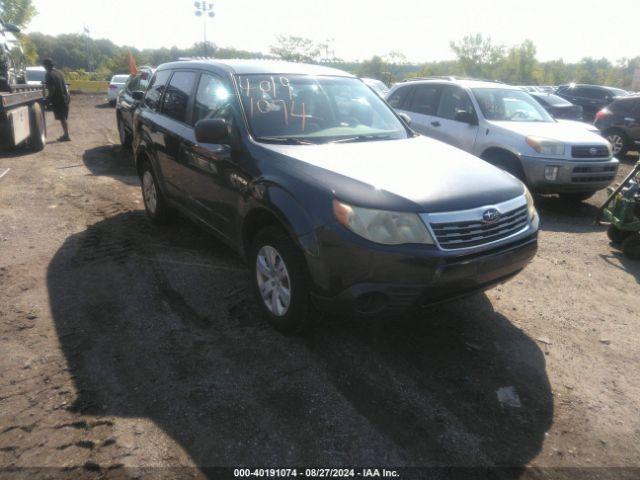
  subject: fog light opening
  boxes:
[544,166,559,182]
[354,292,389,315]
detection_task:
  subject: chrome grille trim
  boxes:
[421,194,531,251]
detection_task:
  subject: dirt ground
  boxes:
[0,94,639,479]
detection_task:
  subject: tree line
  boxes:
[2,0,638,89]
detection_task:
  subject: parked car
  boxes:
[115,67,154,148]
[361,77,390,97]
[133,60,538,332]
[25,66,46,85]
[386,78,619,201]
[529,92,583,121]
[556,84,628,121]
[107,74,130,106]
[594,95,640,157]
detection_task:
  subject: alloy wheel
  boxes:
[142,171,157,215]
[256,245,291,317]
[607,134,624,156]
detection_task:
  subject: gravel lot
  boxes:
[1,95,639,479]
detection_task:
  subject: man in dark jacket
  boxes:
[43,58,70,141]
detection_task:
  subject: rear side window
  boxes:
[162,71,197,124]
[436,86,476,120]
[408,84,442,115]
[144,70,171,110]
[193,73,230,123]
[387,86,410,109]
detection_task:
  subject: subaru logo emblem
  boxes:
[589,147,598,155]
[482,208,501,224]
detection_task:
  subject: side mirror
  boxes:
[195,118,228,144]
[398,112,412,126]
[131,91,145,101]
[454,111,477,125]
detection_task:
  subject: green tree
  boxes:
[269,35,323,63]
[0,0,37,28]
[450,33,504,78]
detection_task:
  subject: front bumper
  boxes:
[520,155,619,193]
[307,222,538,316]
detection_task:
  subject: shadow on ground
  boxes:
[82,145,138,186]
[47,212,553,474]
[535,195,604,234]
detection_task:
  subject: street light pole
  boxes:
[194,1,215,58]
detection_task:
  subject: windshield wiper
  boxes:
[256,136,315,145]
[328,134,393,144]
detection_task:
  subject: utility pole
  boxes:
[194,1,215,58]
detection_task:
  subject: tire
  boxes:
[117,115,132,149]
[622,233,640,260]
[607,225,632,245]
[109,100,116,107]
[559,192,594,202]
[605,130,629,157]
[140,161,171,224]
[28,102,46,152]
[250,225,312,334]
[481,150,526,183]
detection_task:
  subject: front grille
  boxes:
[430,205,529,250]
[571,145,610,158]
[572,165,617,183]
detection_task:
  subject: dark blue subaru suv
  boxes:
[132,60,539,332]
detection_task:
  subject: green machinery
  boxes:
[596,160,640,260]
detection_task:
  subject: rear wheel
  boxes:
[559,192,594,202]
[28,102,46,151]
[622,233,640,260]
[605,130,629,157]
[607,225,632,245]
[250,225,312,334]
[140,161,171,224]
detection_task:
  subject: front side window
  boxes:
[194,73,231,123]
[236,74,408,143]
[472,88,553,122]
[161,71,197,123]
[436,86,476,121]
[144,70,171,110]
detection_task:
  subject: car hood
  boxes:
[258,136,524,213]
[489,120,608,144]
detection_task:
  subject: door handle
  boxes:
[431,121,441,127]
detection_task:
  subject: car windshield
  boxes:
[363,78,390,95]
[236,74,408,144]
[607,87,628,97]
[26,69,46,82]
[473,88,554,122]
[537,94,572,106]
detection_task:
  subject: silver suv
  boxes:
[387,77,619,201]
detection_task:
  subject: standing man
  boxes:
[42,58,70,142]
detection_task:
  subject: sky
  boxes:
[28,0,640,63]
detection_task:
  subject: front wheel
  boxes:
[117,116,132,149]
[559,192,594,202]
[140,161,171,224]
[250,226,313,334]
[607,225,632,245]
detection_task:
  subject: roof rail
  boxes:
[402,75,504,84]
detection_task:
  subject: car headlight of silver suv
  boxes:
[333,200,434,245]
[524,187,537,220]
[526,136,565,156]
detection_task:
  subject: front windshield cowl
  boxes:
[236,74,409,145]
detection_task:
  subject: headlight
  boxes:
[524,187,537,220]
[333,200,434,245]
[526,136,565,155]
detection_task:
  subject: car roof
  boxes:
[156,59,354,77]
[397,77,518,90]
